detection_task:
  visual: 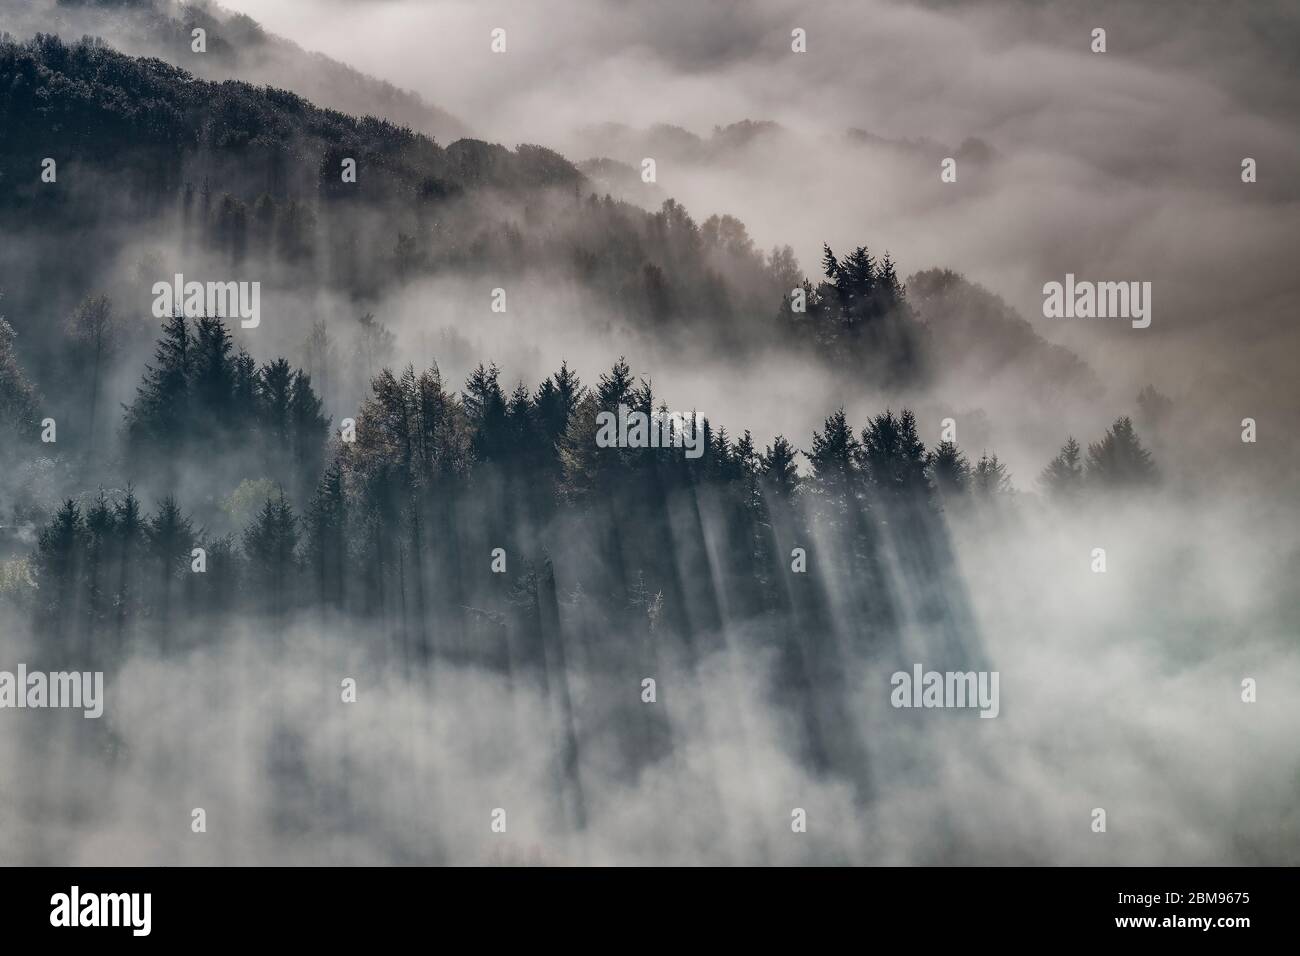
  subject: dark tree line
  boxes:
[1038,418,1158,500]
[13,303,1161,803]
[122,312,328,500]
[779,244,926,379]
[24,308,1163,660]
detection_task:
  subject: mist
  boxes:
[0,0,1296,866]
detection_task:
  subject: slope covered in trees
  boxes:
[0,32,1090,402]
[11,0,469,141]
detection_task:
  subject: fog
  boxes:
[6,485,1296,864]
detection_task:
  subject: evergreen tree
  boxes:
[144,496,196,630]
[1086,417,1158,488]
[232,347,259,432]
[258,358,296,456]
[125,311,192,454]
[84,490,116,633]
[192,316,235,436]
[928,441,970,498]
[595,356,635,412]
[860,408,929,501]
[242,492,300,616]
[32,499,87,634]
[1039,436,1083,500]
[304,461,347,609]
[760,435,801,500]
[463,363,509,464]
[806,408,861,515]
[971,453,1013,499]
[288,368,329,499]
[112,487,145,632]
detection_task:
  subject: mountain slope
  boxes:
[8,0,469,142]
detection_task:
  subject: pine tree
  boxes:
[144,496,196,628]
[242,492,300,616]
[928,441,970,498]
[192,316,235,436]
[860,408,929,500]
[760,435,801,500]
[879,252,904,310]
[1039,436,1083,500]
[32,499,87,633]
[84,490,116,632]
[734,430,762,511]
[125,311,192,454]
[1085,417,1158,488]
[112,487,144,631]
[806,408,861,513]
[288,368,329,499]
[534,361,585,483]
[972,453,1012,499]
[595,357,635,412]
[232,347,259,432]
[463,363,509,464]
[304,461,347,609]
[258,358,295,456]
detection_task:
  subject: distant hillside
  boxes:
[908,268,1100,400]
[0,35,576,208]
[0,35,804,369]
[7,0,469,142]
[572,120,788,166]
[0,32,1096,417]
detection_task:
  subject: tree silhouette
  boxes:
[1039,436,1083,500]
[1086,417,1158,489]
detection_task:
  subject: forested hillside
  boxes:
[12,0,469,140]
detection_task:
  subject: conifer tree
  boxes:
[32,499,87,633]
[760,435,801,500]
[928,441,971,498]
[1039,436,1084,500]
[1085,417,1158,488]
[242,492,301,617]
[144,496,196,630]
[860,408,929,500]
[972,453,1013,499]
[304,461,347,609]
[806,408,861,514]
[125,311,191,453]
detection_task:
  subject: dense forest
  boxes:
[3,296,1159,788]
